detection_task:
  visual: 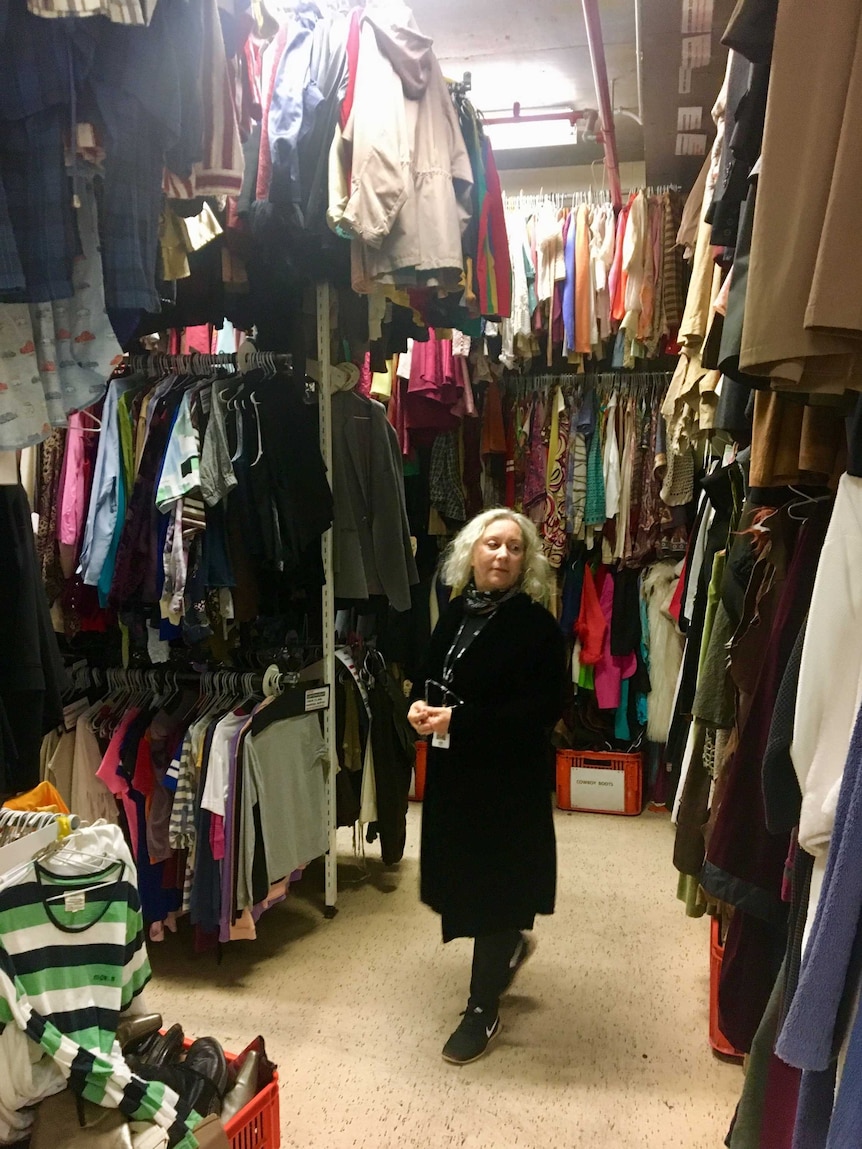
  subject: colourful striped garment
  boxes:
[0,824,200,1148]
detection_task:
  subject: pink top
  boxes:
[57,413,87,550]
[96,708,142,857]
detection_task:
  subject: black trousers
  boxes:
[469,929,523,1014]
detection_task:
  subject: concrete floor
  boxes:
[146,805,743,1149]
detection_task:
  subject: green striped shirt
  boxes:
[0,824,200,1147]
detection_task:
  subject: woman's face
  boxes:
[471,519,525,592]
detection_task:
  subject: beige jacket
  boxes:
[328,1,473,293]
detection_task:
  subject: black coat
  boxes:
[418,593,566,942]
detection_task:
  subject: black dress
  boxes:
[418,592,567,942]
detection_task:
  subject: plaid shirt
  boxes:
[0,186,25,296]
[0,1,76,122]
[26,0,152,24]
[0,110,74,303]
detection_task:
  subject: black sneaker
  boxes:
[442,1006,501,1065]
[504,933,537,991]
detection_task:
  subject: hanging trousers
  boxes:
[469,929,523,1014]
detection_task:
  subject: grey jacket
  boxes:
[331,390,418,611]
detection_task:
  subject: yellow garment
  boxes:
[160,207,191,280]
[4,781,70,815]
[546,385,561,490]
[160,203,224,281]
[370,360,395,402]
[135,391,153,475]
[180,202,223,251]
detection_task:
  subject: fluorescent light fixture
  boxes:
[484,118,578,151]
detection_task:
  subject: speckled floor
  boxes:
[146,805,743,1149]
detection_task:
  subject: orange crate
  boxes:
[409,740,427,802]
[555,749,642,815]
[223,1074,280,1149]
[181,1040,280,1148]
[709,918,744,1060]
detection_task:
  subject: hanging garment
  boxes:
[574,563,606,668]
[592,568,637,712]
[562,211,576,354]
[574,203,596,353]
[330,2,473,292]
[522,394,547,518]
[429,430,466,524]
[365,660,414,865]
[792,476,862,863]
[541,386,569,570]
[641,561,684,743]
[602,394,622,521]
[331,390,418,609]
[241,710,328,904]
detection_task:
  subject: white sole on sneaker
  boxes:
[441,1020,502,1066]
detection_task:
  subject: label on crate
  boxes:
[570,766,625,812]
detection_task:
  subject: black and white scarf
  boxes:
[461,580,523,617]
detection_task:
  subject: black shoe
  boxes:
[504,933,537,992]
[442,1006,501,1065]
[183,1037,230,1116]
[132,1022,185,1069]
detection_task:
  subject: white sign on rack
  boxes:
[682,0,714,35]
[304,686,331,712]
[682,33,712,69]
[675,132,708,156]
[677,106,704,131]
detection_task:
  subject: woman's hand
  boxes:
[408,700,433,736]
[408,702,453,738]
[424,706,452,737]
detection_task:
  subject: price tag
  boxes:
[304,686,330,712]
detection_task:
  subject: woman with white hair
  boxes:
[408,509,566,1065]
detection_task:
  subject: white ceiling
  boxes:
[411,0,639,119]
[407,0,736,187]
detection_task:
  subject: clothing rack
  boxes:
[503,370,671,396]
[123,350,293,377]
[123,303,339,915]
[447,72,472,99]
[591,370,672,396]
[505,186,682,211]
[94,664,312,698]
[0,810,81,875]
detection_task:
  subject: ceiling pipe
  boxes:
[634,0,644,127]
[580,0,623,208]
[482,104,590,128]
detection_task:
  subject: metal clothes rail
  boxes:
[123,349,293,376]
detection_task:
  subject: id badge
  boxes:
[432,732,450,750]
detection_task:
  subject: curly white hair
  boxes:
[440,508,551,604]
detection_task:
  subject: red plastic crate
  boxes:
[709,917,744,1060]
[409,740,427,802]
[180,1040,280,1148]
[223,1074,280,1149]
[556,749,642,815]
